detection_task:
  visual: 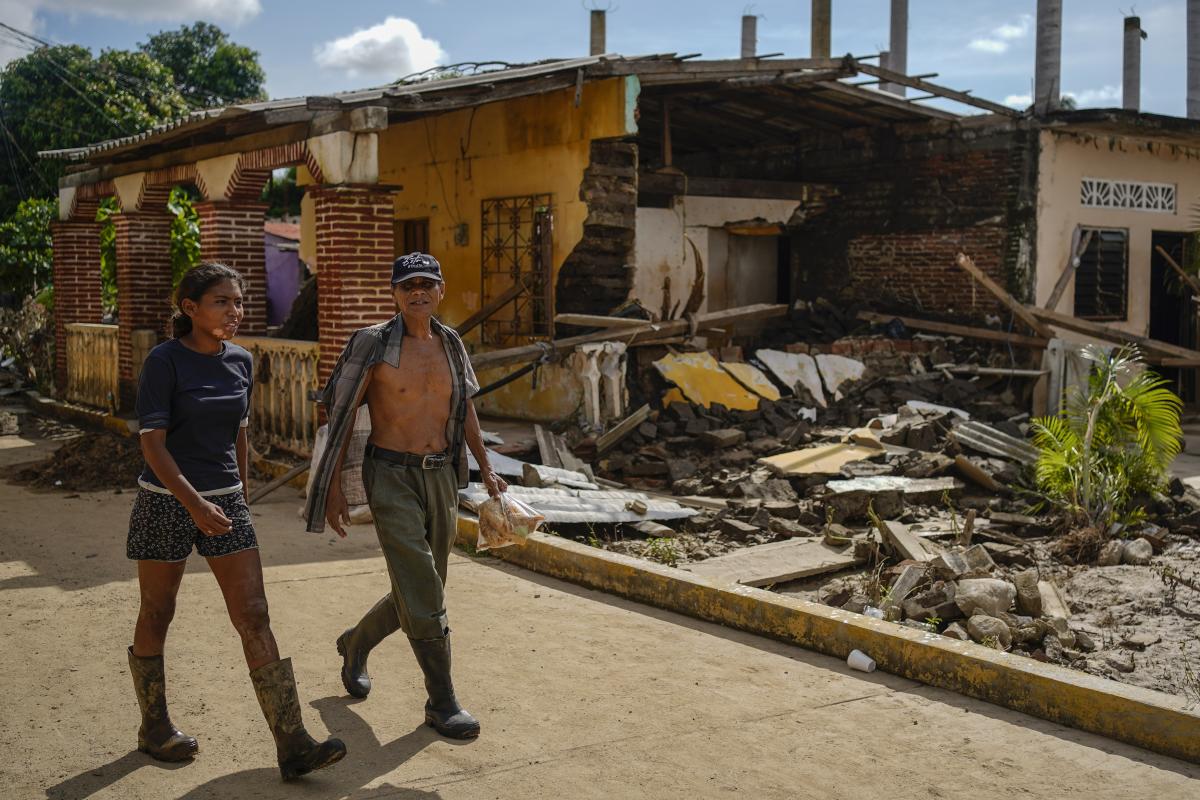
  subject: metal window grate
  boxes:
[1074,228,1128,321]
[480,194,554,346]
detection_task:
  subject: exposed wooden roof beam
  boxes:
[853,62,1019,117]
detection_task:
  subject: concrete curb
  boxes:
[456,516,1200,764]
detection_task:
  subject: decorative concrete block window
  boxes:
[1074,228,1128,321]
[1080,178,1176,214]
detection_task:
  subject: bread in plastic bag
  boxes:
[477,492,544,550]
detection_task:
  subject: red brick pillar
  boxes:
[194,201,269,335]
[112,212,173,409]
[50,220,103,395]
[310,186,395,381]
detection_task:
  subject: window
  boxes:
[480,195,554,345]
[1074,228,1128,320]
[1080,178,1176,214]
[394,218,429,257]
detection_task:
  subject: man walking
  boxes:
[304,252,506,739]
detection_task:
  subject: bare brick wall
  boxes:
[673,120,1037,321]
[112,212,174,408]
[556,138,638,316]
[310,186,396,381]
[49,221,103,393]
[195,201,269,335]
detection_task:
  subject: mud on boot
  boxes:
[250,657,347,780]
[409,636,480,740]
[127,647,199,762]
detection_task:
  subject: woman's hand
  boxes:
[188,499,233,536]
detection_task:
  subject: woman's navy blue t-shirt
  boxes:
[135,338,253,493]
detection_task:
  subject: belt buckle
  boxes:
[421,453,446,470]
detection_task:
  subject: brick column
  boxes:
[112,212,173,409]
[195,201,269,335]
[50,220,103,394]
[310,186,395,380]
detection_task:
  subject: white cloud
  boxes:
[1064,85,1121,106]
[1004,93,1032,108]
[0,0,41,66]
[968,14,1032,55]
[314,17,446,80]
[41,0,261,24]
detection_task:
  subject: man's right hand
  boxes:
[326,485,351,538]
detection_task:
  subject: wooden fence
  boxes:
[65,323,118,410]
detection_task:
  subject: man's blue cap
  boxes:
[391,252,443,284]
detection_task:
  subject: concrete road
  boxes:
[2,444,1199,798]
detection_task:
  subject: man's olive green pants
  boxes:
[352,454,459,641]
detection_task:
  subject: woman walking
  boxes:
[126,263,345,780]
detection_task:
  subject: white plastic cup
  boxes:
[847,649,876,673]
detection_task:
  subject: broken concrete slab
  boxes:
[903,581,962,623]
[685,538,863,587]
[653,352,760,411]
[756,349,826,407]
[954,455,1001,492]
[758,427,885,477]
[717,518,761,540]
[1037,579,1072,620]
[885,563,926,613]
[906,400,970,420]
[700,428,747,449]
[824,476,963,505]
[815,353,866,400]
[877,519,942,562]
[1013,570,1042,617]
[521,462,601,491]
[720,361,782,401]
[955,578,1016,617]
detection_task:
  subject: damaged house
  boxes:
[41,7,1200,445]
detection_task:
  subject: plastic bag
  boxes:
[476,493,544,551]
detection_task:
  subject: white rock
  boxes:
[955,578,1017,618]
[1121,538,1153,566]
[1097,539,1124,567]
[967,615,1012,649]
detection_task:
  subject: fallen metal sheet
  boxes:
[905,400,970,420]
[653,352,760,410]
[758,427,885,476]
[952,420,1039,466]
[521,462,599,491]
[467,448,527,478]
[719,362,781,401]
[755,349,825,407]
[685,538,862,586]
[458,483,697,523]
[824,476,963,500]
[815,353,866,399]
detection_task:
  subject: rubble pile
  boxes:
[13,428,143,491]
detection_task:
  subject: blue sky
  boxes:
[1,1,1192,117]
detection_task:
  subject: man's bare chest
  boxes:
[372,340,452,401]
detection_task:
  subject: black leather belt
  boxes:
[365,444,448,470]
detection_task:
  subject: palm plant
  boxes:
[1031,345,1182,532]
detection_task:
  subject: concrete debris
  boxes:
[954,578,1016,617]
[815,353,866,399]
[1121,538,1154,566]
[685,538,863,587]
[967,614,1012,649]
[653,352,761,411]
[756,349,825,407]
[952,420,1039,466]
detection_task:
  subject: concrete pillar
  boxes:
[1190,0,1200,119]
[811,0,831,58]
[1035,0,1062,116]
[310,185,395,380]
[194,201,269,336]
[1124,16,1143,112]
[879,50,891,92]
[741,15,757,58]
[888,0,908,96]
[49,220,103,394]
[112,212,173,408]
[590,9,606,56]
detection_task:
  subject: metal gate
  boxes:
[480,194,554,346]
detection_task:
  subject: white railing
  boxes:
[65,323,118,410]
[235,336,321,455]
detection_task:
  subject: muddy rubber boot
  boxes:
[408,636,480,739]
[127,647,198,762]
[249,657,347,781]
[337,594,401,699]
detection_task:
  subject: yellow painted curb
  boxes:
[457,516,1200,764]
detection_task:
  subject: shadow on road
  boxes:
[44,697,453,800]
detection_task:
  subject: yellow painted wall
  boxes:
[374,78,633,420]
[1035,130,1200,343]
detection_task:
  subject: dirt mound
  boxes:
[14,431,143,491]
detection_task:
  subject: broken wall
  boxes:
[674,119,1038,320]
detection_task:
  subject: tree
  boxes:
[139,22,266,108]
[0,45,188,217]
[0,197,54,303]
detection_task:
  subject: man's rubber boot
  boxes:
[336,594,401,698]
[408,636,480,739]
[127,647,199,762]
[249,657,347,781]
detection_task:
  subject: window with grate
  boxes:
[480,195,554,346]
[394,218,429,257]
[1074,228,1128,321]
